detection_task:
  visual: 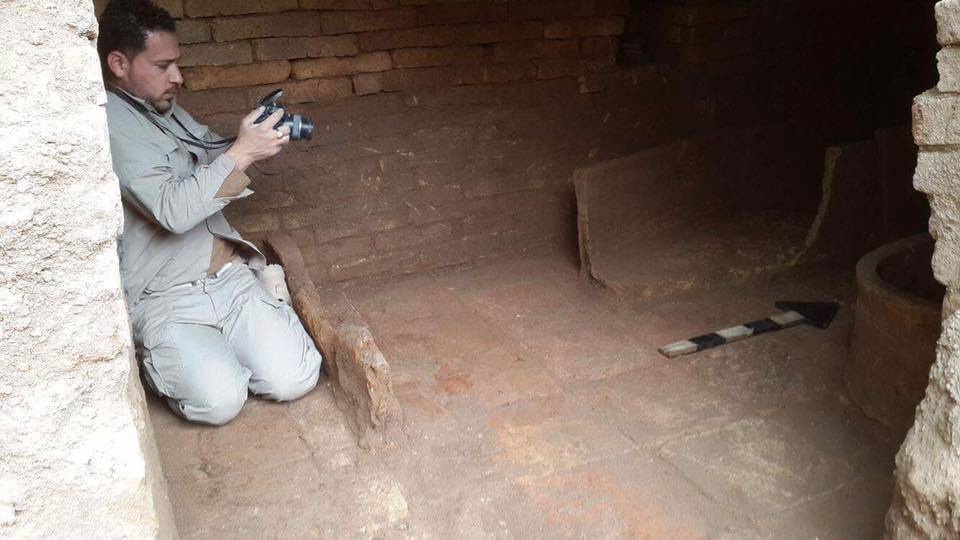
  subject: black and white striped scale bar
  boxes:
[658,301,840,358]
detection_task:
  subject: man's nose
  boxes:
[170,65,183,85]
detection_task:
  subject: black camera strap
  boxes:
[106,86,236,151]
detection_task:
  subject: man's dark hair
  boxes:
[97,0,176,74]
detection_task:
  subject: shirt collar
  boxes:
[108,84,176,119]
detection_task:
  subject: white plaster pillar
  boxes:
[886,1,960,537]
[0,1,175,537]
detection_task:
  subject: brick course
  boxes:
[177,20,212,44]
[184,0,298,18]
[544,17,626,39]
[292,52,392,79]
[183,61,291,90]
[418,3,508,25]
[302,0,399,9]
[252,35,360,60]
[212,12,323,42]
[392,46,485,68]
[321,8,417,34]
[180,42,254,67]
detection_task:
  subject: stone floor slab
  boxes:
[661,416,864,518]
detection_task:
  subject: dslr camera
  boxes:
[255,89,314,141]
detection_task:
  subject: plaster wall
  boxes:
[887,0,960,536]
[0,1,173,537]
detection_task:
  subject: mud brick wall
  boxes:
[128,0,631,110]
[92,0,936,284]
[93,0,637,283]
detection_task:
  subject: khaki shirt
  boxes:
[105,89,265,306]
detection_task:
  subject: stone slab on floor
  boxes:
[574,128,809,300]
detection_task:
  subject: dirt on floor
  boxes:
[148,248,899,539]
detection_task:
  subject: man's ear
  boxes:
[106,51,129,79]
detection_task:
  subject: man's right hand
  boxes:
[225,107,290,172]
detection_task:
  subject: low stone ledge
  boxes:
[265,233,405,452]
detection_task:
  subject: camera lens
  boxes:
[297,115,314,141]
[285,115,314,141]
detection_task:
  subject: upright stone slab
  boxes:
[0,1,173,537]
[574,127,808,300]
[266,233,405,452]
[794,140,882,265]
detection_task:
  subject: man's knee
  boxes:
[258,349,322,402]
[174,376,249,425]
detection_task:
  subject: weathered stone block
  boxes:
[353,72,384,95]
[913,90,960,145]
[926,193,960,287]
[266,233,405,452]
[938,47,960,93]
[914,147,960,196]
[937,0,960,45]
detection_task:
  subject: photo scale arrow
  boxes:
[658,301,840,358]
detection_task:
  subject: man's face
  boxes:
[114,30,183,113]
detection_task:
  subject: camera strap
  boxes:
[106,86,236,151]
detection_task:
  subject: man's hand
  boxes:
[225,107,290,172]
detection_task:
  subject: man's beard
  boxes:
[153,98,174,113]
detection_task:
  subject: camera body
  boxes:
[254,89,314,141]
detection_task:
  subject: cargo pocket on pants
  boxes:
[139,324,179,398]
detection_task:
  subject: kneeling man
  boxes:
[98,0,322,425]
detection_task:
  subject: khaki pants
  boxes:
[130,262,322,425]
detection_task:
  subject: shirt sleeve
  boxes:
[109,129,252,235]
